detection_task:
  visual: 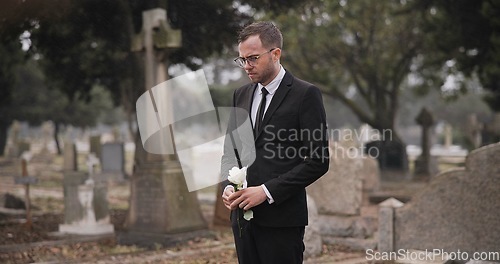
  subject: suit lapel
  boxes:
[255,72,294,139]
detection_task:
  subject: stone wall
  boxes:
[394,142,500,254]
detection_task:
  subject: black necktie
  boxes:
[254,87,269,136]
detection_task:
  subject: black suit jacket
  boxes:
[222,71,329,227]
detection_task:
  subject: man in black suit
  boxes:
[221,21,329,264]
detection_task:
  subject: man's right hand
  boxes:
[222,185,235,210]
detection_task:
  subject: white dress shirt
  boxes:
[225,66,286,205]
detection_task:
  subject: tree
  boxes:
[0,0,307,156]
[0,39,25,155]
[272,0,427,169]
[10,59,116,154]
[412,0,500,111]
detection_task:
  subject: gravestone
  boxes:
[59,154,114,235]
[120,8,208,248]
[100,142,125,181]
[414,107,438,179]
[16,141,30,158]
[89,135,102,161]
[5,121,21,158]
[378,198,404,252]
[308,140,379,249]
[63,142,78,171]
[31,121,54,163]
[390,142,500,258]
[304,195,322,258]
[365,139,409,180]
[308,141,363,216]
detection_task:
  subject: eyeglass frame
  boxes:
[233,48,277,68]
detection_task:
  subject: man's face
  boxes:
[238,35,280,86]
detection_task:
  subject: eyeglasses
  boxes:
[234,48,276,68]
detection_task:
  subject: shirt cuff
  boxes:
[261,184,275,204]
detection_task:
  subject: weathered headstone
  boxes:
[6,121,21,158]
[89,135,102,161]
[308,141,363,216]
[414,107,438,178]
[309,140,379,250]
[304,195,322,259]
[16,141,30,158]
[365,139,409,180]
[377,198,404,252]
[100,142,125,181]
[391,142,500,258]
[31,121,55,163]
[63,142,78,171]
[59,154,114,235]
[120,8,208,248]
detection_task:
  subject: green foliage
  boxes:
[414,0,500,111]
[30,0,131,104]
[274,0,425,134]
[12,60,116,128]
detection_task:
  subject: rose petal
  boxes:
[243,210,253,221]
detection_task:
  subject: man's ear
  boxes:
[273,48,282,62]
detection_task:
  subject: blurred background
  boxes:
[0,0,499,263]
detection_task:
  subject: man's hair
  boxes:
[238,21,283,49]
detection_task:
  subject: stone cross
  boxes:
[121,9,207,247]
[414,107,437,177]
[416,108,434,159]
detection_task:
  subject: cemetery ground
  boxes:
[0,152,461,264]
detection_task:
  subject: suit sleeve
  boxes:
[220,90,239,188]
[263,85,329,204]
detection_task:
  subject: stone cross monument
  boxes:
[121,8,207,248]
[414,107,438,179]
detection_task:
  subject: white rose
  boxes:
[228,166,247,187]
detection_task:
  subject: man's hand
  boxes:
[229,186,267,211]
[222,186,235,210]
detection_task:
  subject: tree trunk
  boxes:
[0,120,10,156]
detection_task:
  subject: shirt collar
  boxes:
[257,65,286,96]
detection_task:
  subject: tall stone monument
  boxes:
[414,107,438,179]
[120,8,207,248]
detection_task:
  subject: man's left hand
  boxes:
[229,186,267,211]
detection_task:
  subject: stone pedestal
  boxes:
[213,184,231,227]
[120,160,208,248]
